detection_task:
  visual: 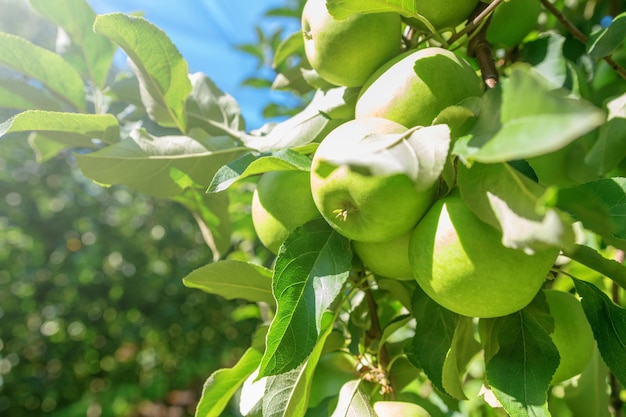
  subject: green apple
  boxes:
[356,47,483,128]
[251,170,321,254]
[407,0,480,31]
[408,191,559,318]
[544,289,595,384]
[310,118,437,243]
[302,0,401,87]
[352,230,414,280]
[486,0,542,48]
[373,401,431,417]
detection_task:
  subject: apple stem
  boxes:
[538,0,626,80]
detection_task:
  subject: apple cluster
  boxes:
[252,0,594,385]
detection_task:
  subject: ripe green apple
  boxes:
[486,0,542,48]
[373,401,431,417]
[251,170,321,254]
[407,0,480,31]
[301,0,401,87]
[355,47,483,128]
[310,118,437,243]
[544,289,595,384]
[352,230,414,280]
[408,191,559,318]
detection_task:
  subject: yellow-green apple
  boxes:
[373,401,431,417]
[302,0,401,87]
[356,47,483,128]
[251,170,321,254]
[408,191,559,318]
[310,118,438,242]
[352,230,414,280]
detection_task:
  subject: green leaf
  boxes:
[485,310,560,417]
[454,65,605,163]
[172,187,232,261]
[573,279,626,387]
[242,87,358,152]
[273,31,304,70]
[326,0,417,19]
[186,72,245,138]
[407,288,466,399]
[0,110,119,145]
[0,33,86,110]
[75,129,247,198]
[442,316,481,400]
[29,0,117,87]
[587,12,626,60]
[208,149,312,193]
[195,346,263,417]
[262,312,337,417]
[562,347,610,417]
[183,259,275,306]
[562,245,626,290]
[457,162,574,253]
[0,76,63,111]
[94,13,192,132]
[330,380,376,417]
[258,219,352,377]
[585,93,626,175]
[519,33,568,89]
[555,178,626,247]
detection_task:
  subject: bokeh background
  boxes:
[0,0,303,416]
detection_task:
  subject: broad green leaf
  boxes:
[322,124,450,192]
[273,31,304,70]
[182,259,274,306]
[485,310,560,417]
[0,33,85,110]
[0,77,62,111]
[259,219,352,377]
[0,110,119,145]
[555,178,626,249]
[562,347,610,417]
[186,72,245,138]
[585,97,626,175]
[172,187,232,260]
[29,0,117,87]
[519,33,568,89]
[587,12,626,60]
[195,346,263,417]
[457,162,574,253]
[562,245,626,290]
[28,132,100,162]
[208,149,312,193]
[242,87,358,152]
[94,13,192,132]
[454,66,605,163]
[407,287,464,399]
[75,129,247,198]
[442,316,481,400]
[573,279,626,387]
[262,312,337,417]
[330,380,376,417]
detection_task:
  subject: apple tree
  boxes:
[1,0,626,416]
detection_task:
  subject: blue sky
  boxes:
[88,0,301,129]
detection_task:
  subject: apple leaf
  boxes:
[242,87,357,152]
[330,380,376,417]
[457,162,574,254]
[554,177,626,250]
[29,0,117,88]
[273,30,304,70]
[75,129,247,198]
[0,110,119,146]
[563,245,626,290]
[562,347,611,417]
[587,12,626,60]
[94,13,192,132]
[182,259,275,306]
[262,312,336,417]
[186,72,245,138]
[0,33,86,111]
[258,219,352,377]
[195,345,263,417]
[442,316,482,400]
[0,76,63,112]
[484,310,559,417]
[454,65,605,163]
[585,93,626,175]
[518,33,568,89]
[208,149,312,193]
[573,279,626,387]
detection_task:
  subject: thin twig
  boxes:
[538,0,626,80]
[448,0,506,45]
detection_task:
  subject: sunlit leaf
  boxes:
[273,31,304,70]
[0,76,62,111]
[562,245,626,291]
[94,13,192,132]
[326,0,418,19]
[258,219,352,377]
[587,12,626,60]
[0,33,86,110]
[330,380,376,417]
